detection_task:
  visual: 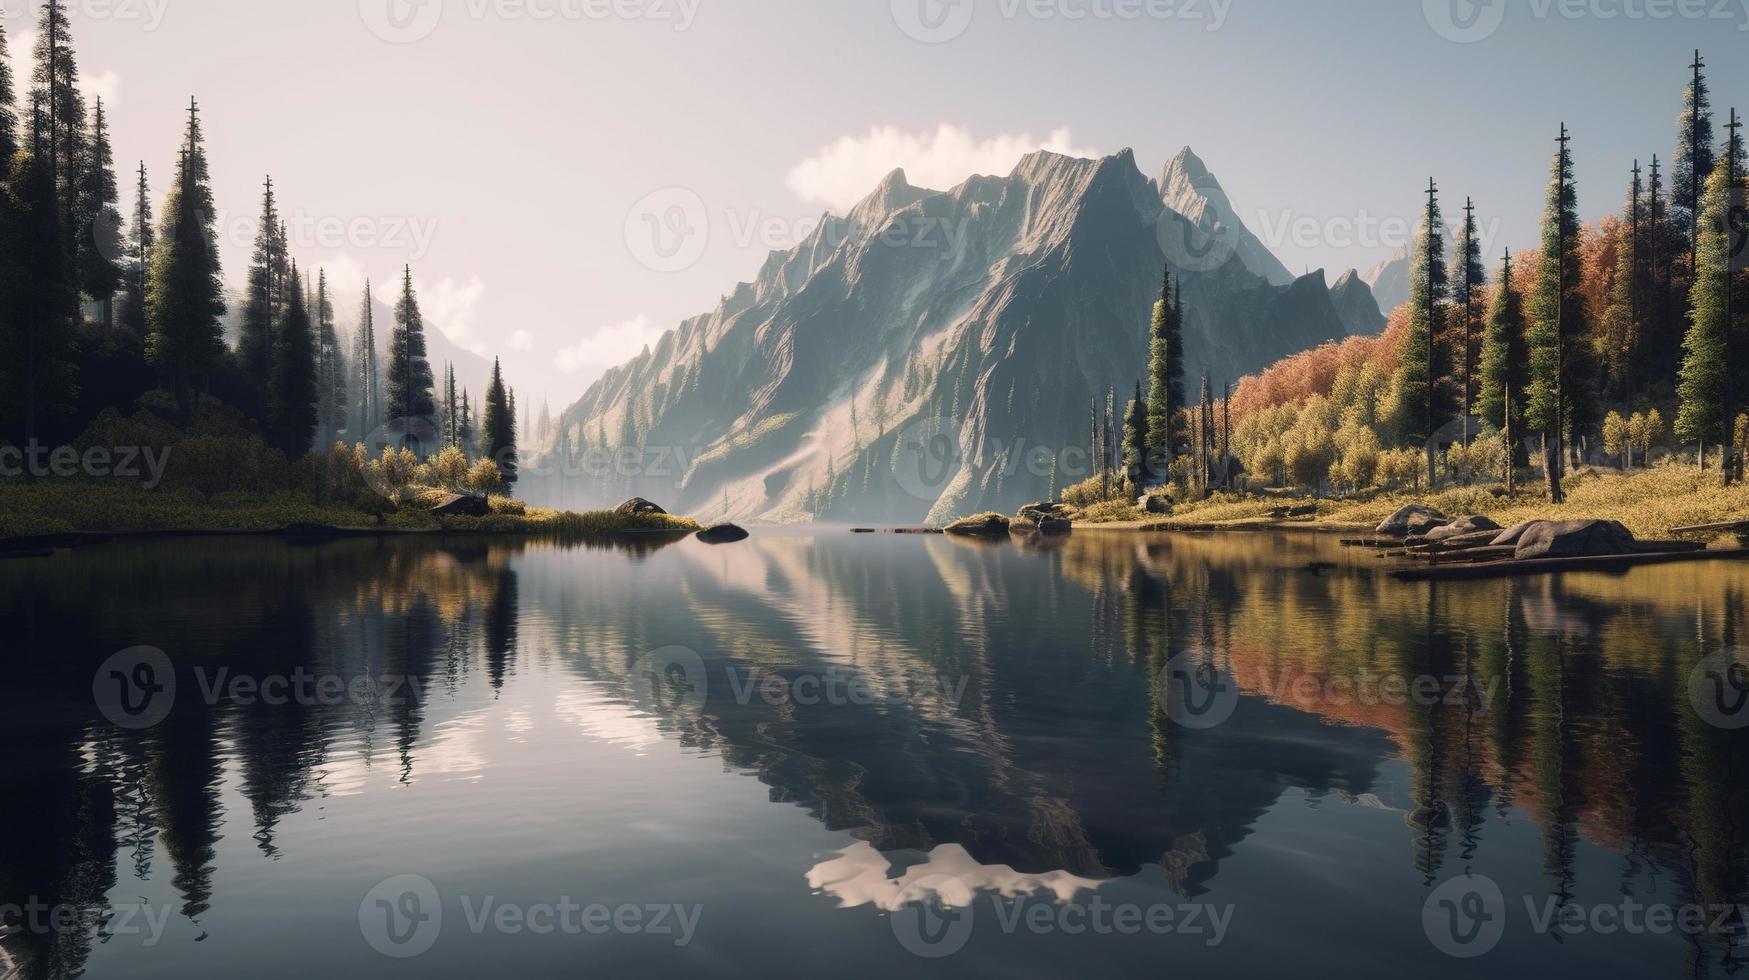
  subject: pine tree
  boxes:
[1451,197,1487,445]
[385,267,436,450]
[118,161,152,334]
[75,95,121,324]
[313,270,346,447]
[1478,250,1529,438]
[146,99,226,416]
[1676,114,1745,482]
[30,0,85,207]
[237,176,282,385]
[0,21,15,167]
[458,388,474,458]
[443,363,459,447]
[1123,379,1149,482]
[1525,125,1596,503]
[266,262,318,455]
[1601,164,1647,409]
[0,98,80,443]
[1145,265,1185,474]
[352,280,380,439]
[1387,178,1451,485]
[1674,50,1716,271]
[481,358,518,487]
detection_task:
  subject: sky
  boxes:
[6,0,1747,407]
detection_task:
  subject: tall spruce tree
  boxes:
[1,99,80,443]
[118,161,152,334]
[1525,125,1597,503]
[237,176,282,385]
[1144,265,1185,476]
[481,358,518,487]
[1674,50,1715,276]
[444,363,459,447]
[385,266,436,450]
[1478,249,1529,439]
[458,388,474,458]
[30,0,84,206]
[1676,116,1745,482]
[1601,164,1647,409]
[268,261,318,456]
[313,269,346,447]
[77,95,121,324]
[0,21,15,166]
[145,99,227,415]
[1388,178,1451,485]
[1451,196,1487,445]
[352,280,380,439]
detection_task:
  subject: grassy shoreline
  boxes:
[0,482,700,549]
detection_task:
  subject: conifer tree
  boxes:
[237,177,282,385]
[1,98,79,443]
[1144,265,1185,474]
[1478,250,1528,439]
[268,261,318,455]
[1601,164,1647,409]
[76,94,121,324]
[481,358,518,487]
[1451,196,1487,445]
[1676,114,1745,483]
[458,388,474,458]
[0,21,15,166]
[313,270,346,447]
[146,99,226,416]
[352,280,380,438]
[30,0,84,205]
[118,161,152,334]
[1123,379,1148,483]
[1674,50,1715,271]
[1387,178,1450,485]
[1526,125,1597,503]
[385,266,436,450]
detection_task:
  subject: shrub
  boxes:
[467,459,507,495]
[432,445,470,489]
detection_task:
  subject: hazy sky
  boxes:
[8,0,1747,405]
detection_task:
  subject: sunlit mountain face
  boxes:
[3,532,1744,978]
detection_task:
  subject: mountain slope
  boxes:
[537,149,1353,523]
[1329,269,1386,336]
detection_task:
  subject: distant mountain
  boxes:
[1361,247,1410,317]
[1329,269,1386,336]
[538,149,1355,523]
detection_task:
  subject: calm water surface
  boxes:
[2,529,1746,978]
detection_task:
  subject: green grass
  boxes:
[1147,463,1749,540]
[0,481,700,543]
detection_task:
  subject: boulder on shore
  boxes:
[696,524,750,545]
[432,493,492,518]
[945,514,1012,538]
[1377,504,1448,538]
[1422,515,1501,543]
[614,497,668,518]
[1014,502,1072,534]
[1140,494,1172,516]
[1510,520,1636,560]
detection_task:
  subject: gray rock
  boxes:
[1422,515,1501,542]
[696,524,750,545]
[1377,504,1448,538]
[1014,502,1073,535]
[945,514,1011,537]
[1141,494,1172,515]
[1512,520,1636,560]
[432,493,492,517]
[614,497,667,518]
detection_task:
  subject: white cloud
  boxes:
[82,70,120,108]
[508,329,534,351]
[419,275,488,356]
[555,315,667,377]
[786,124,1099,214]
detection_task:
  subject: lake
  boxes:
[2,529,1746,978]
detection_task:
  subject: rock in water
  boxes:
[614,497,668,518]
[1377,504,1448,538]
[945,514,1011,537]
[1014,502,1073,535]
[1512,520,1636,560]
[432,493,492,517]
[697,524,750,545]
[1422,515,1502,543]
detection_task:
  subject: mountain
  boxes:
[537,148,1354,524]
[1157,147,1295,287]
[1329,269,1386,336]
[1361,247,1410,317]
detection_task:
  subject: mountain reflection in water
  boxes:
[1,530,1745,978]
